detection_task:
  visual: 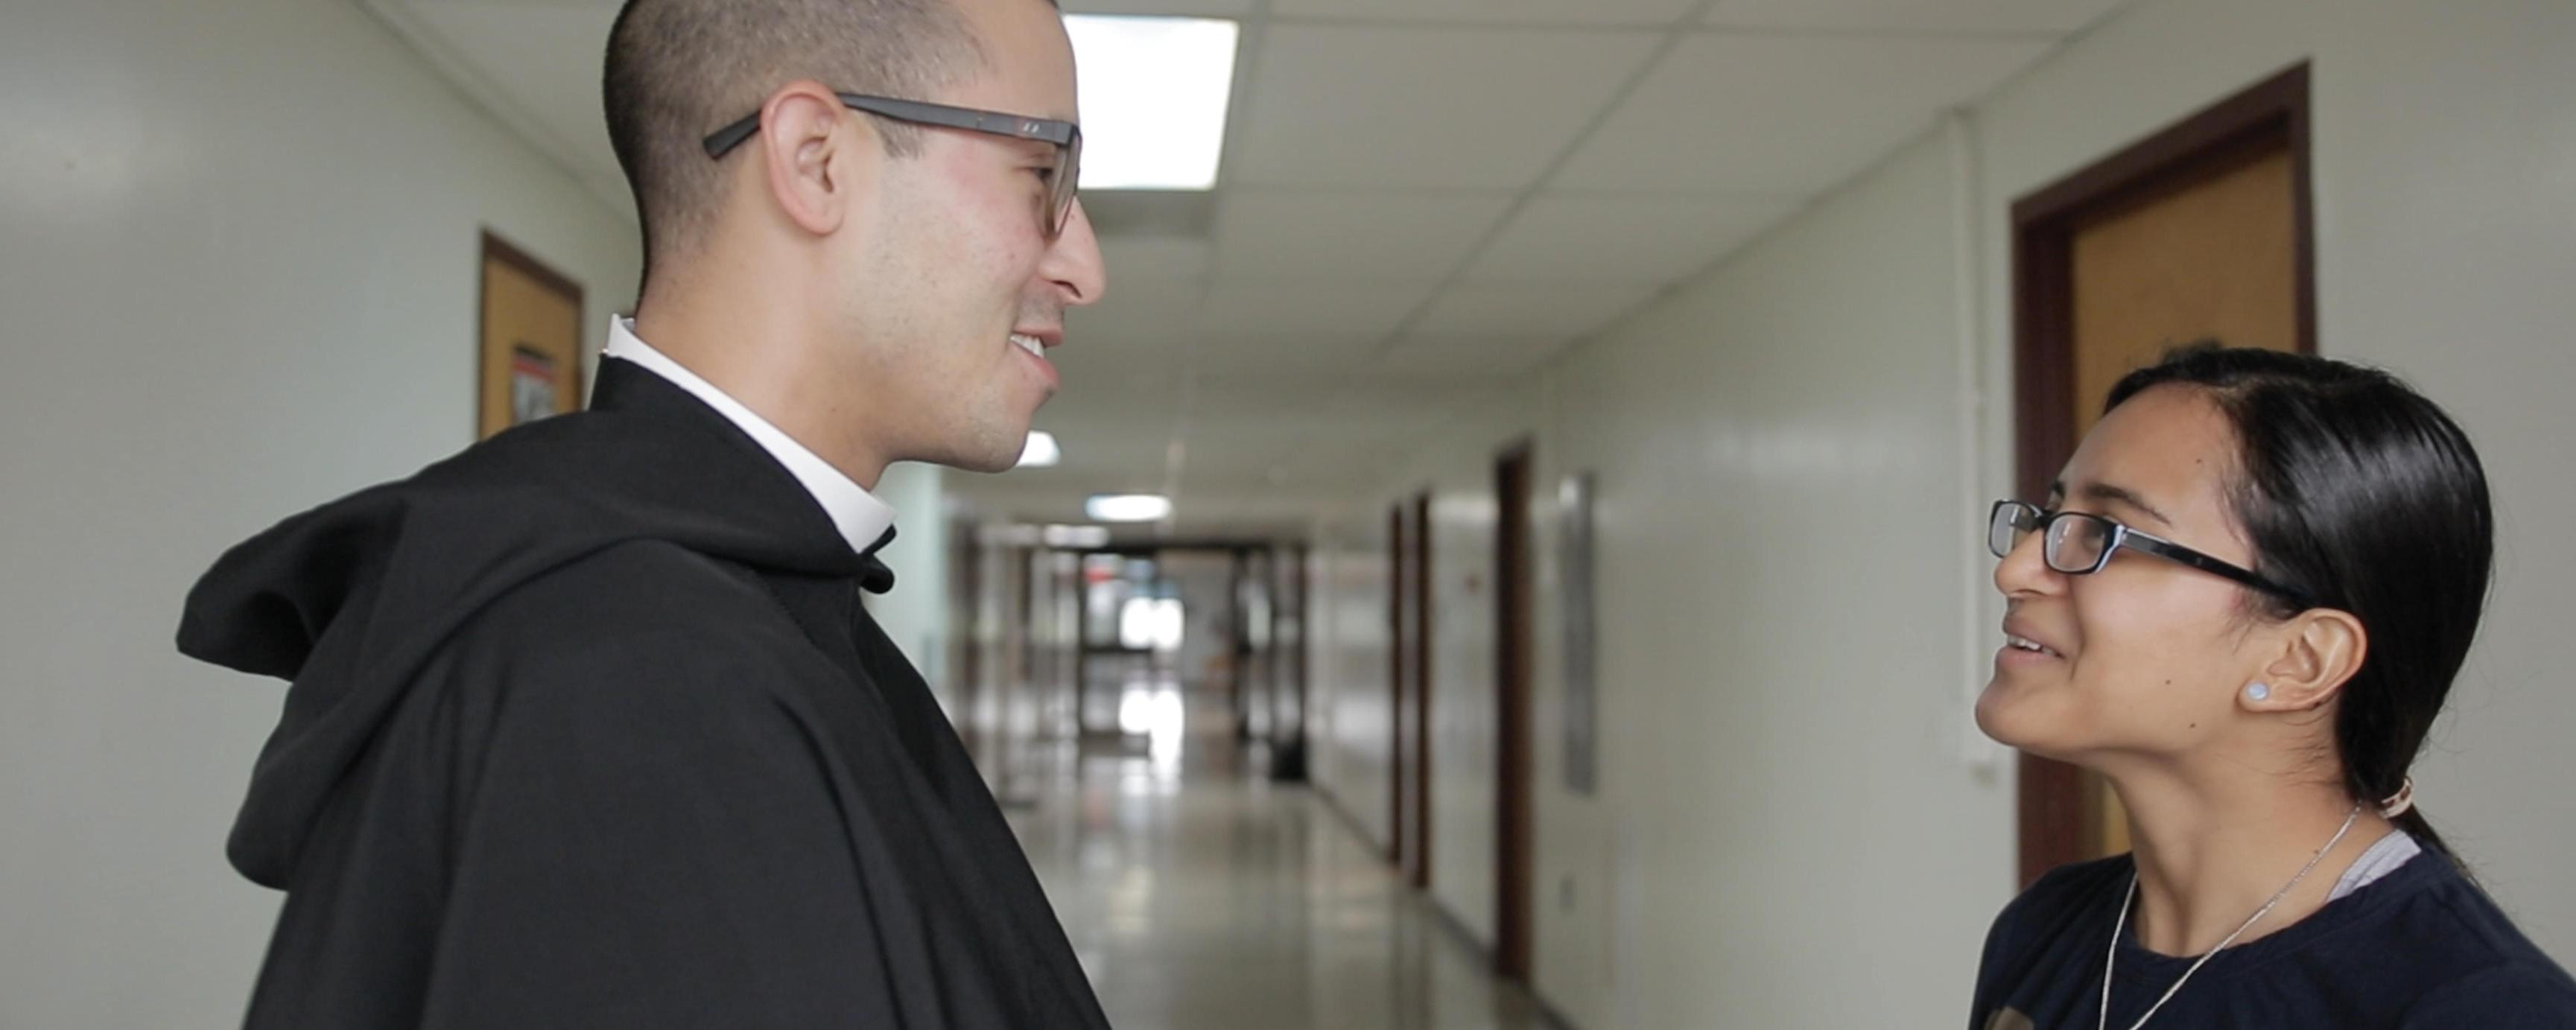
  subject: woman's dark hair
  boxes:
[2106,343,2493,857]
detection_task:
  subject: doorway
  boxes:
[475,231,582,439]
[1493,443,1536,982]
[1387,503,1409,865]
[2009,63,2313,883]
[1406,491,1435,890]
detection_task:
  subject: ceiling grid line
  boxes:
[1348,0,1728,366]
[371,0,2133,533]
[1264,15,2060,42]
[1158,0,1275,529]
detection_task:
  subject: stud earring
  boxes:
[2245,683,2271,702]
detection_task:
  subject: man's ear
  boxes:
[756,81,874,237]
[2245,608,2369,713]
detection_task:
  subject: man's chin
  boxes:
[930,427,1033,475]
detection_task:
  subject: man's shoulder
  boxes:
[454,539,822,696]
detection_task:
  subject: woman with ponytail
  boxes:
[1967,344,2576,1029]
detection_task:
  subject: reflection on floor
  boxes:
[1000,687,1549,1030]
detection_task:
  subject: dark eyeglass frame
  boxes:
[702,92,1082,239]
[1987,500,2313,608]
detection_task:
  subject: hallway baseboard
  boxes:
[1310,781,1395,862]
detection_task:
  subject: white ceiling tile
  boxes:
[1194,372,1354,412]
[1414,283,1658,340]
[1555,33,2052,192]
[381,0,2112,539]
[1196,281,1433,346]
[1319,378,1482,419]
[404,3,623,178]
[1232,25,1662,189]
[1465,191,1801,283]
[1189,333,1383,378]
[406,0,618,8]
[1216,190,1514,280]
[1065,0,1257,16]
[1704,0,2128,34]
[1271,0,1701,28]
[1100,235,1216,279]
[1067,276,1205,352]
[1189,416,1395,448]
[1033,402,1175,445]
[1377,334,1569,381]
[1052,355,1185,408]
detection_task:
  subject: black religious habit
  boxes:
[178,358,1111,1029]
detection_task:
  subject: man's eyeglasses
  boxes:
[1987,500,2312,608]
[703,93,1083,240]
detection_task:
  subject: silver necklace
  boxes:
[2098,805,2362,1030]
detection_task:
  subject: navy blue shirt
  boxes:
[1971,850,2576,1029]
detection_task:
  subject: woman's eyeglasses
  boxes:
[1987,500,2312,607]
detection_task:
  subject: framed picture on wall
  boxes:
[1560,471,1598,795]
[477,231,585,440]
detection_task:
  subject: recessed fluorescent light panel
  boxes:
[1065,15,1239,191]
[1041,524,1113,549]
[1085,494,1173,523]
[1016,430,1061,468]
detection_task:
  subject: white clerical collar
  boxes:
[603,317,895,556]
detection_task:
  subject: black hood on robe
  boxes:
[177,358,893,888]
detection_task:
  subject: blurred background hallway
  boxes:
[8,0,2576,1026]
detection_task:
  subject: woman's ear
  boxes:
[2245,608,2369,713]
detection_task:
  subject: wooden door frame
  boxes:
[1409,491,1435,890]
[1387,503,1408,865]
[1493,442,1537,981]
[1230,548,1255,742]
[475,230,585,437]
[951,522,985,755]
[2008,62,2315,886]
[1274,543,1312,782]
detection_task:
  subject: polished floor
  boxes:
[998,690,1549,1030]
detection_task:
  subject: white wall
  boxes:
[1347,390,1540,950]
[1309,0,2576,1026]
[1534,132,2007,1027]
[1972,0,2576,959]
[1316,126,1999,1030]
[872,462,954,696]
[1310,521,1398,852]
[0,0,642,1026]
[1423,479,1503,947]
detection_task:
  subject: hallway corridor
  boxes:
[1002,702,1549,1030]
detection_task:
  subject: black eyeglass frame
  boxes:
[1987,500,2314,608]
[702,93,1082,238]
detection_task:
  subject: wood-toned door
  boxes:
[1494,443,1536,982]
[2011,64,2312,881]
[477,232,583,439]
[1407,491,1434,890]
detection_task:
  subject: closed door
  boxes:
[1407,491,1434,889]
[2069,144,2298,859]
[477,233,583,439]
[1494,444,1535,981]
[2011,64,2312,881]
[2073,146,2299,421]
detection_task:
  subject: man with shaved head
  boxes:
[176,0,1108,1025]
